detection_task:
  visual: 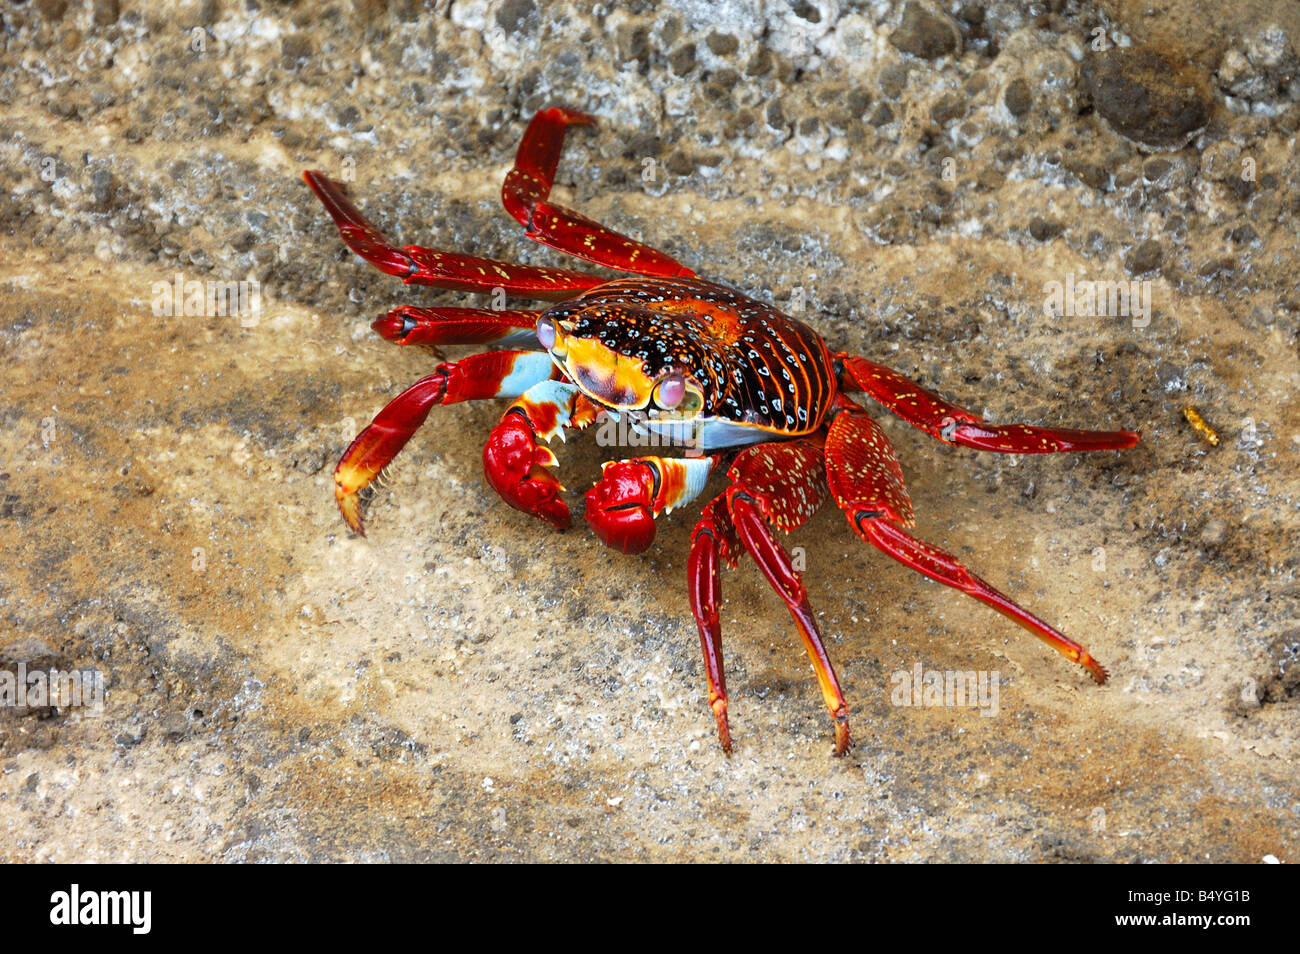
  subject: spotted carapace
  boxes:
[304,107,1140,755]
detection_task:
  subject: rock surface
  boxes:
[890,2,961,61]
[0,0,1297,862]
[1082,47,1212,149]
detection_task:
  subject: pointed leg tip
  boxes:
[833,720,853,757]
[303,169,336,194]
[711,700,733,755]
[1066,649,1107,686]
[556,107,596,126]
[340,510,367,537]
[336,492,368,537]
[1077,651,1109,684]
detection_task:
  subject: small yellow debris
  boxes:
[1182,405,1219,446]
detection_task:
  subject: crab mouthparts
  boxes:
[572,362,641,407]
[560,336,655,409]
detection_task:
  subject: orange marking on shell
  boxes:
[651,299,746,345]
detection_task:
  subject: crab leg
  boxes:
[837,354,1140,453]
[372,305,543,357]
[502,107,696,278]
[688,438,853,755]
[688,494,742,753]
[303,171,604,299]
[824,407,1109,683]
[856,518,1108,682]
[729,494,851,755]
[336,350,560,534]
[584,455,718,553]
[483,381,604,531]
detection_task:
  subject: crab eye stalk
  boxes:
[654,373,687,410]
[536,316,557,351]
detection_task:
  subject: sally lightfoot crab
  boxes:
[304,107,1139,756]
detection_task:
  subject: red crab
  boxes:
[304,107,1139,756]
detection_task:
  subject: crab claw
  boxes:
[483,411,571,531]
[585,461,659,554]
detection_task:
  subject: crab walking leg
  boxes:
[688,438,847,754]
[825,408,1109,683]
[836,354,1141,453]
[371,305,544,357]
[501,107,696,278]
[730,495,853,756]
[823,398,915,527]
[857,517,1108,682]
[336,350,560,534]
[303,171,604,299]
[584,455,719,553]
[688,494,742,753]
[483,380,603,532]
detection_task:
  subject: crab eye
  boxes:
[655,373,686,409]
[536,316,557,351]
